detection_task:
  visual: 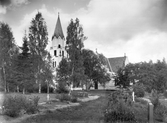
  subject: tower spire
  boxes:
[52,13,64,39]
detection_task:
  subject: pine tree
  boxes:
[12,33,34,93]
[66,18,87,87]
[28,12,49,93]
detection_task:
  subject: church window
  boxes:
[58,44,61,48]
[55,61,56,67]
[59,51,61,56]
[62,51,64,57]
[53,62,54,67]
[54,50,57,56]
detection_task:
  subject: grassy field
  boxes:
[3,90,161,123]
[17,91,108,123]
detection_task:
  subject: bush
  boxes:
[70,96,78,103]
[104,90,136,122]
[164,91,167,98]
[56,94,78,103]
[71,91,88,98]
[56,94,71,102]
[133,83,145,97]
[56,82,69,94]
[2,95,39,117]
[154,104,167,121]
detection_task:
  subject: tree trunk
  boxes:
[38,82,41,93]
[23,88,25,94]
[2,65,7,92]
[94,81,98,89]
[17,86,19,92]
[47,80,50,101]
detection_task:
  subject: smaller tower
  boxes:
[50,13,67,72]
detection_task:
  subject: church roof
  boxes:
[107,56,127,73]
[53,14,64,39]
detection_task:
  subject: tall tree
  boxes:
[28,12,49,93]
[12,33,35,93]
[0,22,16,92]
[66,18,87,87]
[82,49,111,89]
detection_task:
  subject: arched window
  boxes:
[62,51,64,57]
[59,50,61,56]
[53,62,54,67]
[55,61,56,67]
[58,44,61,48]
[54,50,57,56]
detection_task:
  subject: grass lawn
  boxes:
[18,91,108,123]
[3,90,157,123]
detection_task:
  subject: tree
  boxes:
[12,33,35,93]
[28,12,49,93]
[0,22,16,92]
[82,49,111,89]
[115,60,167,93]
[66,18,87,87]
[56,58,70,93]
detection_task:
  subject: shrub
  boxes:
[2,95,39,117]
[56,94,71,102]
[71,91,88,98]
[104,90,136,122]
[56,94,78,103]
[154,104,167,121]
[56,82,69,94]
[133,83,145,97]
[164,91,167,98]
[70,96,78,103]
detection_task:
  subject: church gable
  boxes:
[107,56,129,73]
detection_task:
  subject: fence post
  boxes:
[148,102,154,123]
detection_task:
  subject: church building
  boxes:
[50,14,67,72]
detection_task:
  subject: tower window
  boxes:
[54,50,57,56]
[59,51,61,56]
[55,61,56,67]
[62,51,64,57]
[58,44,61,48]
[53,62,54,67]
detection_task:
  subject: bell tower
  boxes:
[50,13,67,70]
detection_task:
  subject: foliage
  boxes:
[104,90,136,122]
[82,49,111,89]
[56,94,72,102]
[154,103,167,121]
[71,91,88,98]
[12,33,35,93]
[66,18,87,87]
[115,59,167,93]
[56,58,70,93]
[133,83,145,97]
[28,12,50,93]
[2,95,39,117]
[164,90,167,98]
[114,67,131,88]
[0,22,17,92]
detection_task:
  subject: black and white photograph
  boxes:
[0,0,167,122]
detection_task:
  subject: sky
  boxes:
[0,0,167,63]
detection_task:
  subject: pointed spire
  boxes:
[52,13,64,39]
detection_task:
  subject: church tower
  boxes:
[50,13,67,71]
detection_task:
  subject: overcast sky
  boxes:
[0,0,167,63]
